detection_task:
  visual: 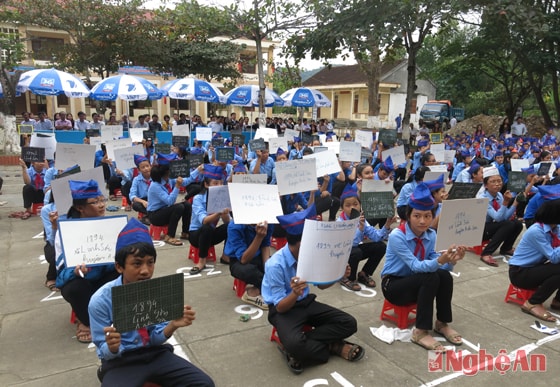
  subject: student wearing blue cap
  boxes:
[250,147,276,184]
[262,204,364,374]
[424,174,447,230]
[337,185,395,290]
[129,154,152,224]
[396,167,430,220]
[55,180,119,344]
[508,199,560,323]
[451,150,473,182]
[381,183,466,350]
[89,218,215,387]
[524,184,560,228]
[412,139,430,173]
[188,164,231,274]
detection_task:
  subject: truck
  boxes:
[419,100,465,128]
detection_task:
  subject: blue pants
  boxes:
[99,344,214,387]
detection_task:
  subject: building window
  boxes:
[0,27,20,63]
[31,36,65,61]
[353,94,359,114]
[239,54,256,74]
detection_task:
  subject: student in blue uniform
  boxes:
[337,185,395,291]
[55,180,119,343]
[129,154,152,224]
[381,183,466,351]
[89,218,214,387]
[188,165,231,275]
[261,205,364,374]
[396,167,430,220]
[424,174,447,230]
[477,166,523,267]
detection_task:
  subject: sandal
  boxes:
[340,277,361,291]
[434,322,463,345]
[330,340,365,362]
[124,205,132,212]
[44,280,59,292]
[189,266,206,275]
[521,301,556,322]
[21,211,32,220]
[163,235,183,246]
[277,345,303,374]
[357,273,376,288]
[76,322,92,344]
[480,255,498,267]
[8,211,24,218]
[109,195,117,201]
[411,329,444,351]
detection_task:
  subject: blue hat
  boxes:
[495,151,503,157]
[293,136,301,143]
[277,203,317,235]
[380,156,394,173]
[409,183,435,211]
[134,154,148,167]
[277,148,286,156]
[521,165,535,174]
[115,218,152,253]
[460,150,471,158]
[233,163,247,173]
[326,133,333,140]
[424,174,445,192]
[224,138,232,145]
[340,184,358,202]
[156,152,177,165]
[468,161,480,175]
[212,133,222,139]
[537,185,560,201]
[69,179,102,200]
[418,139,429,148]
[344,133,352,139]
[203,164,224,180]
[190,147,205,155]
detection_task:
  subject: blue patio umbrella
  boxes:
[224,85,284,107]
[161,77,224,103]
[16,68,90,98]
[90,74,163,101]
[280,87,331,108]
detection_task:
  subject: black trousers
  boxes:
[132,199,148,215]
[188,223,228,259]
[44,242,57,282]
[230,257,264,289]
[108,176,123,196]
[347,242,386,281]
[60,269,119,326]
[22,184,44,209]
[509,264,560,304]
[315,195,340,221]
[268,295,357,366]
[381,270,454,330]
[148,202,191,237]
[482,220,523,256]
[120,180,132,204]
[99,344,214,387]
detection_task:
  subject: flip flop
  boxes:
[340,278,361,291]
[357,273,376,288]
[277,345,303,374]
[163,236,183,246]
[21,211,32,220]
[9,211,24,218]
[480,255,498,267]
[44,280,59,292]
[189,266,206,275]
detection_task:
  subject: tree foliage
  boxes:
[0,31,27,114]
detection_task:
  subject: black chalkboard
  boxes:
[378,129,397,147]
[111,273,184,333]
[186,154,204,169]
[211,138,223,147]
[56,165,81,179]
[361,148,372,159]
[312,134,320,143]
[430,133,442,144]
[508,171,527,192]
[86,129,101,138]
[21,146,45,163]
[169,159,190,178]
[537,162,552,176]
[18,124,34,134]
[155,143,171,154]
[232,134,245,147]
[314,146,328,153]
[447,182,483,200]
[172,136,189,148]
[302,132,313,145]
[249,138,266,151]
[361,191,394,219]
[216,147,234,161]
[143,130,155,140]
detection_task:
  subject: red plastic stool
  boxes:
[270,325,312,345]
[504,284,537,306]
[138,212,145,220]
[233,278,247,298]
[380,299,417,329]
[31,202,43,215]
[149,224,168,240]
[270,236,287,250]
[70,310,77,324]
[468,240,490,255]
[188,245,216,264]
[114,188,123,198]
[316,214,323,221]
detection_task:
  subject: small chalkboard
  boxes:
[169,159,190,178]
[249,138,266,151]
[361,148,372,159]
[302,132,313,145]
[361,191,394,219]
[111,273,184,333]
[18,124,34,134]
[312,134,320,143]
[537,162,552,176]
[232,133,245,147]
[56,165,81,179]
[143,130,155,140]
[215,147,234,161]
[508,171,527,192]
[313,146,328,153]
[21,146,45,163]
[378,129,397,147]
[430,133,442,144]
[86,129,101,138]
[172,136,189,148]
[447,182,483,200]
[186,154,204,169]
[155,143,171,154]
[211,138,223,147]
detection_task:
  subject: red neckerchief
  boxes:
[398,222,425,260]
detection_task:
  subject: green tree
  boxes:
[0,32,27,115]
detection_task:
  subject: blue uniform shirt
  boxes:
[479,190,516,222]
[262,245,309,306]
[509,223,560,267]
[223,220,272,261]
[337,212,389,246]
[396,180,418,207]
[130,174,151,201]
